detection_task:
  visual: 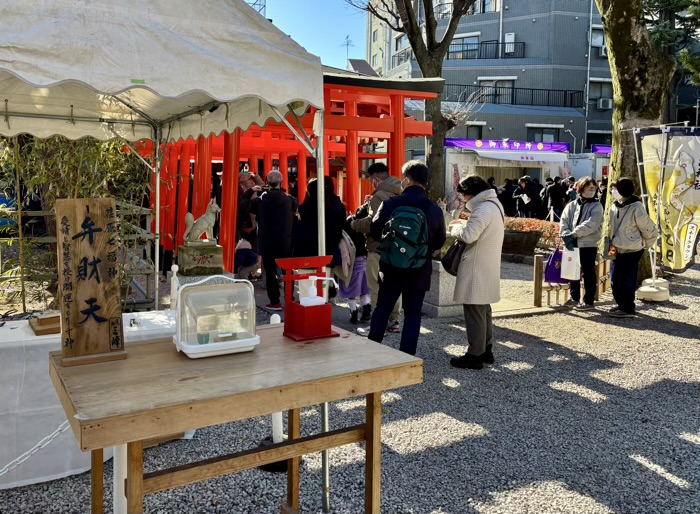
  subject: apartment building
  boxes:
[366,0,613,154]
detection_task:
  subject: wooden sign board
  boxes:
[55,198,126,366]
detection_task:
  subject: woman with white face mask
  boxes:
[559,177,604,310]
[607,178,659,318]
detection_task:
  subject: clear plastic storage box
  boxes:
[173,276,260,358]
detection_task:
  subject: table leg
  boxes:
[91,449,104,514]
[113,444,127,514]
[365,392,382,514]
[127,441,144,514]
[287,408,301,511]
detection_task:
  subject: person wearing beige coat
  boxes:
[449,176,505,370]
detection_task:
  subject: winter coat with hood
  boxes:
[451,189,505,305]
[351,176,402,253]
[559,196,604,248]
[610,196,659,253]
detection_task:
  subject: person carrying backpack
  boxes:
[364,161,446,355]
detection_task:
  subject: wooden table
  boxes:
[49,324,423,513]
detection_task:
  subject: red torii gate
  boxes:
[146,74,441,272]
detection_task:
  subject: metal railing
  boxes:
[443,84,585,108]
[434,1,499,19]
[390,40,524,69]
[446,41,525,60]
[391,47,414,68]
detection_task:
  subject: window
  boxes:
[527,128,559,143]
[591,29,605,48]
[468,0,497,14]
[479,79,514,104]
[449,36,479,59]
[589,82,613,100]
[587,132,612,148]
[395,35,405,52]
[466,125,482,140]
[372,54,378,67]
[373,29,378,42]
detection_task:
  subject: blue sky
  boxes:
[266,0,368,69]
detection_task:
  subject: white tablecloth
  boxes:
[0,310,175,489]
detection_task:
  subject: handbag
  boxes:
[441,239,466,277]
[544,248,569,284]
[561,247,581,280]
[441,200,503,276]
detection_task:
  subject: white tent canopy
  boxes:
[0,0,323,141]
[0,0,326,314]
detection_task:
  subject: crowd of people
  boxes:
[494,174,609,221]
[232,161,658,370]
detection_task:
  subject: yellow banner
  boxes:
[639,131,700,272]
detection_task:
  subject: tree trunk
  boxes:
[598,0,676,280]
[425,97,453,201]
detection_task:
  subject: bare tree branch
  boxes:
[422,0,438,50]
[344,0,403,33]
[395,0,430,61]
[436,0,478,58]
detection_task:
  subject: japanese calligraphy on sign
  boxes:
[55,198,126,366]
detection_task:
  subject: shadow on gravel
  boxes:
[306,324,700,513]
[583,310,700,341]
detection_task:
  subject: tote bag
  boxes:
[561,247,581,281]
[544,249,569,284]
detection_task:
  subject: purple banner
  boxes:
[592,144,612,155]
[445,138,570,153]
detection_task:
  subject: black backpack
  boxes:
[379,206,429,270]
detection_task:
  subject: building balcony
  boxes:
[446,41,525,60]
[391,48,414,69]
[443,84,585,109]
[390,40,524,70]
[434,2,498,20]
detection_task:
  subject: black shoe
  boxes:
[450,354,484,370]
[360,304,372,322]
[349,310,359,324]
[482,345,495,365]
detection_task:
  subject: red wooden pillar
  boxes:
[164,143,180,251]
[297,150,307,201]
[158,143,170,251]
[176,143,195,251]
[250,154,259,174]
[390,95,405,178]
[263,152,272,180]
[194,135,213,217]
[346,101,360,214]
[323,98,331,177]
[221,131,241,272]
[280,152,289,191]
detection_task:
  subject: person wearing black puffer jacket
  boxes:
[251,170,298,311]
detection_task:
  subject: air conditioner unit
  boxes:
[599,45,608,57]
[597,98,613,110]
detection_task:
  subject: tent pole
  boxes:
[154,127,163,310]
[315,111,331,514]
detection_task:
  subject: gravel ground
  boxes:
[2,264,699,513]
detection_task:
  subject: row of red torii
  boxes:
[139,80,439,272]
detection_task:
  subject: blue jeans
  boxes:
[368,279,425,356]
[610,249,644,313]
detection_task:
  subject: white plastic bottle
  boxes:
[299,277,338,307]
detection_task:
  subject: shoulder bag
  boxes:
[441,200,504,276]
